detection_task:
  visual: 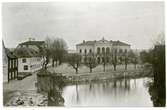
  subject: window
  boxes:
[24,65,28,70]
[80,49,82,53]
[119,49,122,53]
[22,58,26,63]
[102,47,105,53]
[97,47,100,54]
[89,49,92,53]
[125,49,127,53]
[84,49,87,54]
[106,47,110,54]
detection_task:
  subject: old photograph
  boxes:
[2,1,165,107]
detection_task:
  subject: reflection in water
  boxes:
[62,78,153,107]
[76,84,79,104]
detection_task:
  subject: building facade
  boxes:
[14,40,45,74]
[76,38,131,63]
[3,40,18,82]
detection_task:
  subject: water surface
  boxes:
[62,78,153,107]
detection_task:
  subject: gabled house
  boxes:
[14,40,45,74]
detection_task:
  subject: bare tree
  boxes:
[40,37,53,69]
[42,48,51,70]
[102,55,107,72]
[111,49,117,71]
[124,52,128,70]
[45,37,68,67]
[67,53,82,74]
[84,53,98,73]
[128,50,138,69]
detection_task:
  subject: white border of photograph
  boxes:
[0,0,166,110]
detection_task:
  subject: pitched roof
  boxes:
[112,40,130,46]
[19,41,45,46]
[5,48,17,58]
[76,41,95,46]
[76,39,130,46]
[3,41,17,59]
[14,47,41,58]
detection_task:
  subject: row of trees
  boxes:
[67,50,138,74]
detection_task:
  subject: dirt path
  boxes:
[3,73,37,91]
[3,73,38,106]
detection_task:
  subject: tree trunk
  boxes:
[75,68,78,74]
[103,64,105,72]
[44,63,47,70]
[125,64,127,70]
[114,64,116,71]
[90,68,92,73]
[134,64,136,69]
[56,60,57,67]
[59,59,61,65]
[52,60,54,67]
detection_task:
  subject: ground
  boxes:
[3,72,47,106]
[49,63,140,75]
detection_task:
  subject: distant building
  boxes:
[3,40,18,82]
[14,39,45,74]
[76,37,131,63]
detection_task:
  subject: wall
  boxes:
[18,57,42,73]
[113,45,131,53]
[76,45,94,55]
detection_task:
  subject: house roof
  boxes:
[76,39,130,46]
[19,41,45,46]
[14,47,41,58]
[112,40,130,46]
[3,40,17,59]
[15,40,45,58]
[76,41,95,46]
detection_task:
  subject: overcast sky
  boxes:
[2,2,164,49]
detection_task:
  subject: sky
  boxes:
[2,2,165,50]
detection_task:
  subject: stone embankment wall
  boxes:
[36,69,66,106]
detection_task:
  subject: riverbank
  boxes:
[48,64,153,85]
[64,69,152,85]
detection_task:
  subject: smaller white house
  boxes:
[14,40,45,74]
[17,57,42,73]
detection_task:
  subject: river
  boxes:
[62,78,153,107]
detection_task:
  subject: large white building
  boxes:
[14,40,45,74]
[76,38,131,63]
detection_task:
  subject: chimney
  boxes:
[32,38,35,41]
[29,38,32,41]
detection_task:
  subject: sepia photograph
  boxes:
[2,1,165,107]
